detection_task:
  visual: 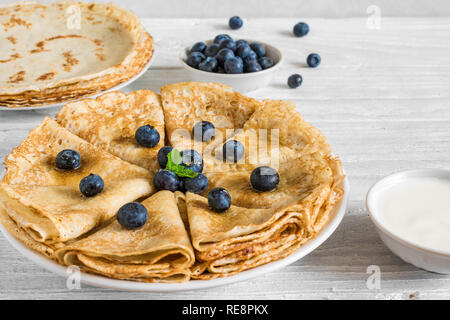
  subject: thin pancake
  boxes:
[55,90,164,173]
[0,117,152,245]
[171,91,345,279]
[160,82,262,172]
[56,191,195,283]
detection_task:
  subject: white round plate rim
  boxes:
[366,168,450,257]
[0,177,349,292]
[0,57,154,111]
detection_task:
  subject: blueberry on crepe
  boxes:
[180,149,204,173]
[80,174,104,197]
[208,187,231,212]
[117,202,148,229]
[55,149,81,170]
[193,121,215,142]
[154,169,180,192]
[135,124,160,148]
[223,140,245,162]
[184,173,208,194]
[157,146,173,168]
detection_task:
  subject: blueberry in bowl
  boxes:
[181,37,283,92]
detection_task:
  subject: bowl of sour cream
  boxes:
[366,168,450,274]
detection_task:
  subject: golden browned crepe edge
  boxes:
[55,90,164,172]
[188,156,345,279]
[54,191,195,283]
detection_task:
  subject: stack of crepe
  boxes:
[0,117,154,258]
[0,1,153,108]
[160,83,344,279]
[0,83,344,282]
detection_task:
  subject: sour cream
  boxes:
[374,177,450,252]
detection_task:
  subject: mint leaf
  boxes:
[166,149,198,178]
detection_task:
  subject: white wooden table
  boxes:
[0,17,449,300]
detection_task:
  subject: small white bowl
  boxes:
[180,40,283,93]
[366,168,450,274]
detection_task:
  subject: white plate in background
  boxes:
[0,58,154,111]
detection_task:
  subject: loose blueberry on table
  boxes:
[250,166,280,192]
[208,187,232,212]
[79,173,104,197]
[178,179,186,192]
[293,22,309,37]
[187,35,274,74]
[229,16,243,30]
[307,53,321,68]
[55,149,81,170]
[287,74,303,88]
[135,124,160,148]
[117,202,148,229]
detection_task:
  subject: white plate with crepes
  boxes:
[0,178,348,292]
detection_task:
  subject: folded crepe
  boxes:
[160,82,262,171]
[55,90,164,173]
[174,96,345,279]
[0,1,153,107]
[187,156,344,279]
[56,191,195,283]
[0,117,153,257]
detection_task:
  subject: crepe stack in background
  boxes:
[0,1,153,108]
[56,191,195,283]
[160,83,344,279]
[0,117,153,258]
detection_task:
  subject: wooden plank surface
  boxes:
[0,17,449,300]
